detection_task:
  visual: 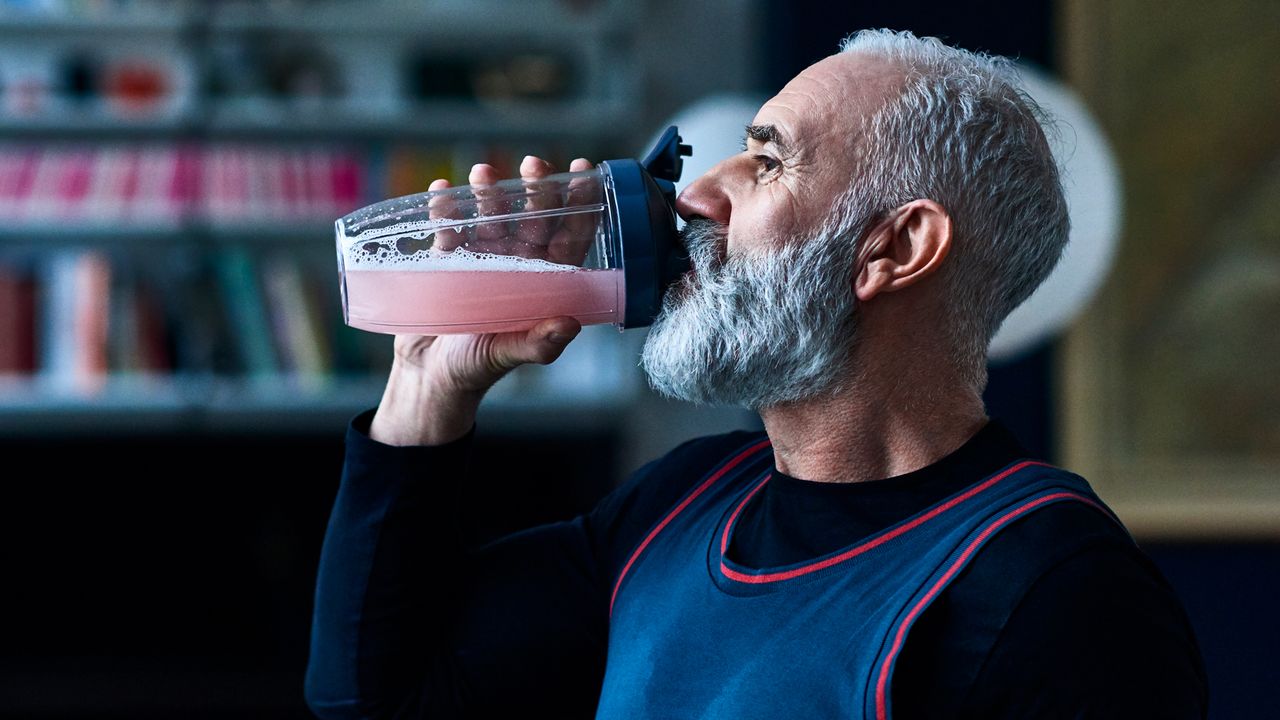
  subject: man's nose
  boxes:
[675,163,731,225]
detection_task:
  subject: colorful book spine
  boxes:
[212,247,278,379]
[39,250,111,394]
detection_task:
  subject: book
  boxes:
[107,268,172,375]
[260,254,332,389]
[39,250,111,394]
[0,260,37,375]
[165,257,234,376]
[212,247,278,379]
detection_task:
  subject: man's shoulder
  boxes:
[587,429,769,571]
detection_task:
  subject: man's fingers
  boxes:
[517,155,559,259]
[427,178,466,252]
[549,158,599,266]
[469,163,511,251]
[520,155,557,178]
[487,317,583,371]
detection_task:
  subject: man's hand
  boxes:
[368,155,593,447]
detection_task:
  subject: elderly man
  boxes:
[306,30,1207,719]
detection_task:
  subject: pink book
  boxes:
[118,148,142,223]
[306,148,330,218]
[132,146,169,222]
[332,151,362,213]
[58,149,94,221]
[228,146,249,221]
[23,148,63,221]
[204,146,223,222]
[0,148,17,218]
[261,147,285,221]
[246,146,270,222]
[280,149,300,219]
[11,148,40,220]
[172,143,198,222]
[85,146,119,223]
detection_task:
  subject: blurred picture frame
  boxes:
[1059,0,1280,539]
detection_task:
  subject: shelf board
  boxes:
[0,223,189,250]
[0,1,637,37]
[0,374,635,435]
[206,100,636,140]
[0,114,198,138]
[0,221,337,247]
[208,1,626,38]
[0,11,189,33]
[0,103,636,140]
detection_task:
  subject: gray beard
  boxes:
[640,218,861,410]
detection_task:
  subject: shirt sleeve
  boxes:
[304,409,757,720]
[958,540,1210,719]
[892,501,1209,720]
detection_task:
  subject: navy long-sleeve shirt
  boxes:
[305,411,1208,718]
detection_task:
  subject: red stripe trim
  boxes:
[720,475,772,554]
[873,491,1109,720]
[718,460,1052,585]
[609,438,772,617]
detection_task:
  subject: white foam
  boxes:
[344,244,580,272]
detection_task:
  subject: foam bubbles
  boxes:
[344,243,579,273]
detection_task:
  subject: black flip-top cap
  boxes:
[642,125,694,182]
[601,126,693,329]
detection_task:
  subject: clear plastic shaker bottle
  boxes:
[335,127,691,335]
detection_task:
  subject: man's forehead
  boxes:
[751,52,903,150]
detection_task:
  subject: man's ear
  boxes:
[854,199,952,302]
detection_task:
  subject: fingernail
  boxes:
[522,155,537,165]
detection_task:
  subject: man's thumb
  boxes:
[492,318,582,369]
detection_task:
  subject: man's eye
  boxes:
[755,155,780,174]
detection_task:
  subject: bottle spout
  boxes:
[641,126,692,183]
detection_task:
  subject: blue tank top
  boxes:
[596,436,1129,720]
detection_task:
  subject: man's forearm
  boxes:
[370,360,484,447]
[305,417,470,719]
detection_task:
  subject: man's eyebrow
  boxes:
[744,123,792,155]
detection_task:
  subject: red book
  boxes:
[0,264,37,374]
[134,279,172,373]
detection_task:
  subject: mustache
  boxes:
[678,218,728,275]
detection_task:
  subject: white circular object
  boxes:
[987,63,1122,362]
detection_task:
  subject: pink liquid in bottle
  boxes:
[343,266,624,335]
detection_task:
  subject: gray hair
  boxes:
[837,29,1070,387]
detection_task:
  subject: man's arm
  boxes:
[304,412,611,719]
[306,154,607,719]
[893,502,1208,720]
[959,540,1209,718]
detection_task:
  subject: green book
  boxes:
[213,248,278,379]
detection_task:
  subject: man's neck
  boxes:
[759,366,988,484]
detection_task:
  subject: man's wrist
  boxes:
[370,361,485,447]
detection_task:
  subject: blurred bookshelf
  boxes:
[0,0,652,434]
